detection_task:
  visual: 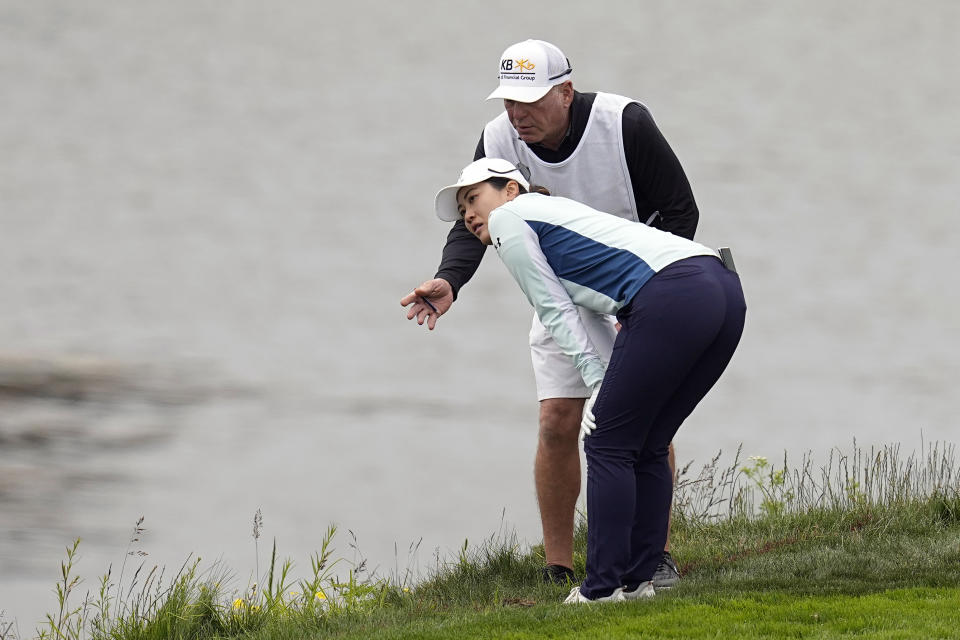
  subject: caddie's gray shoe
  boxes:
[621,580,655,600]
[652,551,680,589]
[562,585,625,605]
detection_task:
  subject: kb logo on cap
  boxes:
[501,58,535,72]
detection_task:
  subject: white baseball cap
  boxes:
[435,158,530,222]
[486,40,573,103]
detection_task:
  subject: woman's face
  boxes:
[457,181,513,245]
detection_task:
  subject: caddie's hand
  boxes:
[580,384,602,441]
[400,278,454,331]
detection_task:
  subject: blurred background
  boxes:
[1,0,957,630]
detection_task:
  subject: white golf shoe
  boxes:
[621,581,656,600]
[562,585,626,604]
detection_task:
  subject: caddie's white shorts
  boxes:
[528,309,618,401]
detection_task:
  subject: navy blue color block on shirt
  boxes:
[526,220,654,306]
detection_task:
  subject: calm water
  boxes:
[2,0,958,630]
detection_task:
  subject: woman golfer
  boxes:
[434,158,746,604]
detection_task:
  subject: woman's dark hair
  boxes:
[486,177,551,196]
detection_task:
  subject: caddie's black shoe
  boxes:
[652,551,680,589]
[542,564,576,584]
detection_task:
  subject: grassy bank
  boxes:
[4,441,959,639]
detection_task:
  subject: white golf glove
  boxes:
[580,384,602,441]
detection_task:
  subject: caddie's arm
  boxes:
[622,103,700,240]
[399,134,489,329]
[433,220,486,301]
[431,131,491,300]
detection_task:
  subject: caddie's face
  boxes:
[503,82,573,150]
[457,182,510,246]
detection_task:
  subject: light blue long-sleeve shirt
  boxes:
[489,193,718,388]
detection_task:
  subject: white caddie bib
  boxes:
[483,92,640,222]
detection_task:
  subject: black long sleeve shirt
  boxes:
[435,91,700,298]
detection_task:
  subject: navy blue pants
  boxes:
[580,256,746,599]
